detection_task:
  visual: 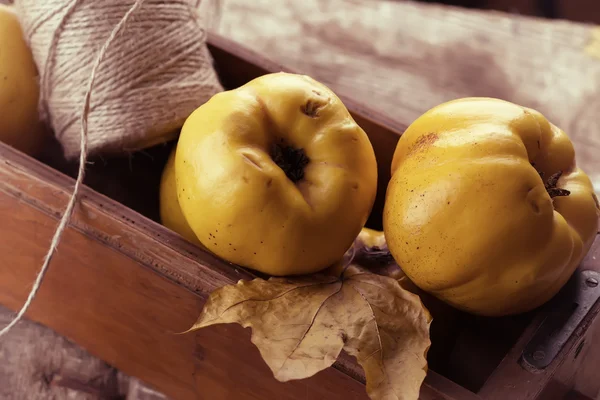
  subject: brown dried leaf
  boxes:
[187,241,431,400]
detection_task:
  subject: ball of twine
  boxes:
[15,0,223,160]
[0,0,222,337]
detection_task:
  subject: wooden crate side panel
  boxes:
[0,186,372,400]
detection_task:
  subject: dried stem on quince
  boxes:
[539,170,571,198]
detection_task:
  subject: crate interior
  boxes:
[34,42,534,394]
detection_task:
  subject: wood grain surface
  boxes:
[218,0,600,190]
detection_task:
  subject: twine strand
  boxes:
[0,0,146,337]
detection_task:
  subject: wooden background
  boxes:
[216,0,600,188]
[1,0,599,399]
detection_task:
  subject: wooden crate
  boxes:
[0,33,599,400]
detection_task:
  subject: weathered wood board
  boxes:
[218,0,600,186]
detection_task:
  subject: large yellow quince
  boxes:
[175,72,378,276]
[383,97,599,316]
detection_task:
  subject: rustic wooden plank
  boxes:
[0,160,371,400]
[217,0,600,190]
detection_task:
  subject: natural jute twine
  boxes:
[0,0,223,336]
[15,0,223,160]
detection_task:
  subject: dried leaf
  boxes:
[187,236,432,400]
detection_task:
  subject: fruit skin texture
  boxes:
[175,72,378,276]
[0,5,46,156]
[383,97,600,317]
[159,146,204,246]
